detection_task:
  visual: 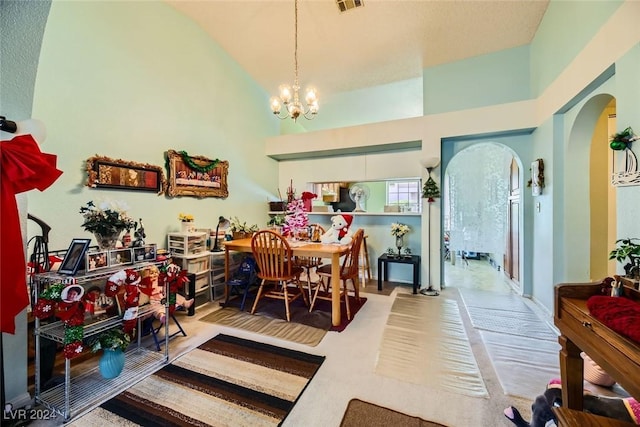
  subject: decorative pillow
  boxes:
[587,295,640,344]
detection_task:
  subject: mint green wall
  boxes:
[423,46,530,115]
[530,0,623,97]
[29,1,278,251]
[291,78,423,133]
[612,44,640,251]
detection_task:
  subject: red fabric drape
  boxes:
[1,134,62,334]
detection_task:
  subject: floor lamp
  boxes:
[420,157,441,296]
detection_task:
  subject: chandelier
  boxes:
[269,0,318,122]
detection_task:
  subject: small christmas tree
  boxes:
[422,176,440,203]
[283,198,309,237]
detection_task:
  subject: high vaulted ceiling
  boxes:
[167,0,549,97]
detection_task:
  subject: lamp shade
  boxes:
[421,157,440,170]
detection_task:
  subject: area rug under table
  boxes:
[200,293,367,347]
[374,293,488,398]
[68,334,325,426]
[340,399,449,427]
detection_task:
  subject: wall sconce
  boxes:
[421,158,441,202]
[0,116,47,143]
[212,216,230,252]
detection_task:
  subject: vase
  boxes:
[98,348,125,379]
[93,231,122,250]
[181,221,195,233]
[395,235,404,257]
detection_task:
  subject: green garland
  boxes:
[178,151,220,173]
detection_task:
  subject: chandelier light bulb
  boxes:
[270,96,282,114]
[279,84,293,104]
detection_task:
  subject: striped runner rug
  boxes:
[69,334,325,426]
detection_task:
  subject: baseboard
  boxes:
[6,391,33,411]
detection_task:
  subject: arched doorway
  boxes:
[562,95,617,283]
[443,142,523,294]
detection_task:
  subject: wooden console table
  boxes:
[554,281,640,412]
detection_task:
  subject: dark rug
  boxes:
[217,288,367,333]
[69,334,325,426]
[340,399,449,427]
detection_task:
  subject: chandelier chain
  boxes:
[269,0,318,121]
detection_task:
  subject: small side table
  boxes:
[378,254,421,294]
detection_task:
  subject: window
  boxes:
[387,180,421,212]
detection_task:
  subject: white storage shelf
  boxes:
[167,231,207,256]
[33,262,168,421]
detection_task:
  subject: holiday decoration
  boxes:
[283,198,309,237]
[1,134,62,334]
[32,281,89,359]
[422,176,440,202]
[610,127,639,151]
[106,269,142,334]
[158,262,189,316]
[320,214,354,245]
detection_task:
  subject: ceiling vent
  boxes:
[336,0,364,13]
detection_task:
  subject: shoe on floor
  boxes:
[183,299,194,309]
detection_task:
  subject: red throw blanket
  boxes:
[587,295,640,344]
[1,134,62,334]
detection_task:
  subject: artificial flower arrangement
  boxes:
[178,213,194,222]
[80,200,136,236]
[390,222,411,237]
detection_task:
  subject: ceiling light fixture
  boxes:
[269,0,318,122]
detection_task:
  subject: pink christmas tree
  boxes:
[283,198,309,237]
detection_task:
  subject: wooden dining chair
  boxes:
[294,223,326,300]
[250,230,308,321]
[309,228,364,320]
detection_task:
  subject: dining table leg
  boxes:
[331,252,341,326]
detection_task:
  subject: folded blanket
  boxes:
[587,295,640,344]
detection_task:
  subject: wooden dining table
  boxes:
[224,237,352,326]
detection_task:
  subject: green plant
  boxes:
[609,238,640,279]
[228,216,259,234]
[87,327,131,352]
[267,214,286,227]
[80,200,136,235]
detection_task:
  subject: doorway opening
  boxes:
[443,142,521,294]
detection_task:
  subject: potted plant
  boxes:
[228,216,259,240]
[87,327,131,379]
[267,214,286,234]
[609,238,640,280]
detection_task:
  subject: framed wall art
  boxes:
[166,149,229,198]
[58,238,92,275]
[86,155,166,194]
